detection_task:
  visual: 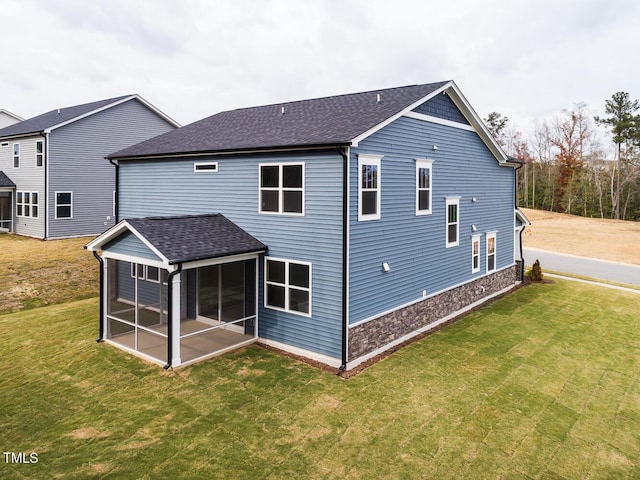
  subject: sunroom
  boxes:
[86,214,267,368]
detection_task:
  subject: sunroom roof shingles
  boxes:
[126,214,266,264]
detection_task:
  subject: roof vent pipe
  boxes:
[376,93,381,103]
[281,106,285,114]
[57,108,60,114]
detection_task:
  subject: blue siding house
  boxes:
[87,81,528,371]
[0,95,179,238]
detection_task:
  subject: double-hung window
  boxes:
[487,232,497,272]
[265,257,311,316]
[16,191,38,218]
[259,163,304,215]
[358,154,382,221]
[36,140,44,167]
[446,197,460,247]
[13,143,19,168]
[416,159,433,215]
[55,192,73,219]
[472,235,481,273]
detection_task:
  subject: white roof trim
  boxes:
[350,81,511,166]
[85,219,169,264]
[515,208,531,226]
[350,82,452,147]
[403,111,476,131]
[44,95,181,133]
[444,82,510,164]
[0,109,24,122]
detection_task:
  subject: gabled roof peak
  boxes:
[0,94,179,139]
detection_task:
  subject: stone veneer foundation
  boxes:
[348,263,521,362]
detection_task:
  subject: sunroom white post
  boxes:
[103,257,110,338]
[254,257,259,339]
[171,272,182,366]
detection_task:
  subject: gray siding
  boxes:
[412,93,470,125]
[349,115,515,324]
[104,231,162,261]
[47,99,176,238]
[0,135,45,237]
[118,151,344,359]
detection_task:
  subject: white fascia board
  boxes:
[43,95,181,133]
[0,109,24,121]
[85,220,169,265]
[515,207,531,226]
[44,95,137,133]
[350,82,453,147]
[403,111,476,131]
[444,82,510,165]
[131,95,181,128]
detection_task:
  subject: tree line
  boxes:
[484,92,640,221]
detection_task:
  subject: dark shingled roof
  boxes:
[0,95,131,138]
[126,214,266,264]
[0,171,16,187]
[109,81,450,159]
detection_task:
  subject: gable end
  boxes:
[412,93,470,125]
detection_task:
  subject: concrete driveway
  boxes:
[523,247,640,287]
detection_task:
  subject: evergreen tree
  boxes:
[594,92,640,219]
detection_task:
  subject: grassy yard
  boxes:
[1,280,639,479]
[0,234,98,314]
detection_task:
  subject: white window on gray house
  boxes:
[13,143,19,168]
[358,154,382,221]
[416,159,433,215]
[487,232,497,272]
[265,257,311,316]
[446,197,460,247]
[55,192,73,219]
[259,163,304,215]
[36,140,44,167]
[16,191,38,218]
[472,234,481,273]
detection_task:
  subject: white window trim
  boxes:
[259,162,305,216]
[358,154,382,221]
[445,196,460,248]
[129,263,165,284]
[194,161,218,173]
[471,234,481,273]
[486,232,497,273]
[13,143,19,169]
[35,140,44,168]
[55,191,73,219]
[16,191,38,218]
[264,256,312,317]
[415,158,433,216]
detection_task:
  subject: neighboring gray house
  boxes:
[87,80,529,371]
[0,109,24,129]
[0,95,179,238]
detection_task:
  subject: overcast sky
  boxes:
[2,0,639,150]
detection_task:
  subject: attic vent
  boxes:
[194,162,218,173]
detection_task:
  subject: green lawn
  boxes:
[0,234,98,315]
[1,280,639,479]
